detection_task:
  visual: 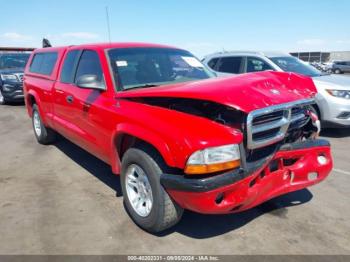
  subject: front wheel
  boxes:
[32,104,56,144]
[121,147,183,233]
[334,69,342,74]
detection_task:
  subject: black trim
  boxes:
[279,139,330,151]
[161,155,272,193]
[160,139,330,193]
[321,120,350,128]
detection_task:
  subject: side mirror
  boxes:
[76,74,106,90]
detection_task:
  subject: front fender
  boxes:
[110,123,177,174]
[109,99,243,174]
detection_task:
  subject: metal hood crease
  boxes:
[117,71,317,112]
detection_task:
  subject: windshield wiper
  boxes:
[123,84,159,91]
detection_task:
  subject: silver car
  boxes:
[202,51,350,128]
[331,61,350,74]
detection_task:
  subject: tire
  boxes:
[334,69,342,74]
[121,147,183,233]
[310,105,321,121]
[32,104,56,144]
[309,105,322,133]
[0,88,7,105]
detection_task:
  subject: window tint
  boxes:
[216,57,243,74]
[246,57,273,73]
[0,53,30,69]
[75,50,104,86]
[29,52,58,75]
[60,50,80,83]
[207,58,219,70]
[336,61,346,65]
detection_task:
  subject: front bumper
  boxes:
[1,83,24,101]
[161,139,332,214]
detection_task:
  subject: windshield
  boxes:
[107,47,213,90]
[269,56,323,77]
[0,53,30,69]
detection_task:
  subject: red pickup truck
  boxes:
[24,43,332,233]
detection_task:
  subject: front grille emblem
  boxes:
[270,89,280,95]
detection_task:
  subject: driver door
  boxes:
[54,49,110,162]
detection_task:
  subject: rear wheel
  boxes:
[0,89,7,105]
[121,147,183,233]
[32,104,56,144]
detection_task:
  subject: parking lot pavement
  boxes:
[0,104,349,255]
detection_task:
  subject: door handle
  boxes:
[66,95,74,104]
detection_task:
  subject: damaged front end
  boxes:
[156,98,332,214]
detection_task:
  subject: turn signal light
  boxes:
[185,160,240,175]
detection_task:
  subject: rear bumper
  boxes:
[161,139,332,214]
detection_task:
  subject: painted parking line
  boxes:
[333,168,350,176]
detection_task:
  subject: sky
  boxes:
[0,0,350,57]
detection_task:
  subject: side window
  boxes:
[60,50,80,83]
[216,57,243,74]
[75,50,104,86]
[40,53,58,75]
[246,57,273,73]
[207,58,219,70]
[29,52,58,75]
[29,54,45,73]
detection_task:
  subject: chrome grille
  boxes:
[246,98,314,149]
[15,73,24,82]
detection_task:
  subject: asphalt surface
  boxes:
[0,103,349,255]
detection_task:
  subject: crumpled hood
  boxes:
[117,71,317,113]
[313,74,350,91]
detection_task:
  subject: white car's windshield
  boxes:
[269,56,324,77]
[108,47,214,91]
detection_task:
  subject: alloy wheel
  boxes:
[125,164,153,217]
[33,111,42,137]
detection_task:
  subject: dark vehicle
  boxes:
[0,52,31,104]
[331,61,350,74]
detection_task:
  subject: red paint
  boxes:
[23,43,332,215]
[167,145,332,214]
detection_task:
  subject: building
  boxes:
[0,47,35,54]
[290,51,350,63]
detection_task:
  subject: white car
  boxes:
[202,51,350,128]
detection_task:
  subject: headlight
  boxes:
[326,89,350,99]
[185,144,241,175]
[0,74,17,81]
